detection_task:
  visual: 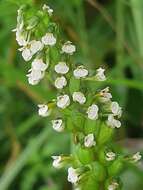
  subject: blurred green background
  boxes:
[0,0,143,189]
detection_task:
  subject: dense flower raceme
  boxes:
[14,4,142,190]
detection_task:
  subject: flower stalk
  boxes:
[14,3,142,190]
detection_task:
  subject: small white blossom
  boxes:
[42,4,53,16]
[108,182,119,190]
[54,62,69,74]
[16,30,27,46]
[111,101,122,117]
[107,114,121,128]
[95,67,106,81]
[27,69,44,85]
[132,152,142,162]
[106,152,116,161]
[42,33,56,46]
[72,92,86,104]
[38,104,50,117]
[52,156,62,168]
[31,59,48,71]
[87,104,99,120]
[84,134,96,148]
[29,40,43,55]
[99,87,112,102]
[73,66,88,79]
[52,119,64,132]
[62,41,76,55]
[57,95,70,109]
[54,76,67,89]
[21,47,32,61]
[68,167,79,184]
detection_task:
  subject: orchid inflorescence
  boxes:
[14,4,142,190]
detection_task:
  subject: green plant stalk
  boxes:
[130,0,143,58]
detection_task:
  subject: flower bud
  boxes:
[76,146,94,164]
[108,158,123,177]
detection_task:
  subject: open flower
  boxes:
[52,156,62,168]
[31,59,48,71]
[27,69,44,85]
[108,182,119,190]
[72,92,86,104]
[99,87,112,103]
[110,101,122,118]
[42,4,53,16]
[42,33,56,46]
[62,41,76,55]
[106,152,116,161]
[84,134,96,148]
[68,167,79,184]
[52,119,64,132]
[87,104,99,120]
[21,47,32,61]
[29,40,43,55]
[107,114,121,128]
[73,65,88,79]
[131,152,142,162]
[54,76,67,89]
[55,62,69,74]
[57,95,70,109]
[95,67,106,81]
[38,104,50,117]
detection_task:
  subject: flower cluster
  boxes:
[14,4,142,190]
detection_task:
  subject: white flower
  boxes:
[107,114,121,128]
[62,41,76,55]
[84,134,96,148]
[31,59,48,71]
[87,104,99,120]
[72,92,86,104]
[42,4,53,16]
[38,104,50,117]
[16,30,27,46]
[68,167,79,184]
[52,119,64,132]
[132,152,142,162]
[42,33,56,46]
[95,67,106,81]
[29,40,43,55]
[54,76,67,89]
[27,69,44,85]
[52,156,62,168]
[106,152,116,161]
[21,47,32,61]
[99,87,112,102]
[54,62,69,74]
[73,66,88,79]
[110,101,122,117]
[57,95,70,109]
[108,182,119,190]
